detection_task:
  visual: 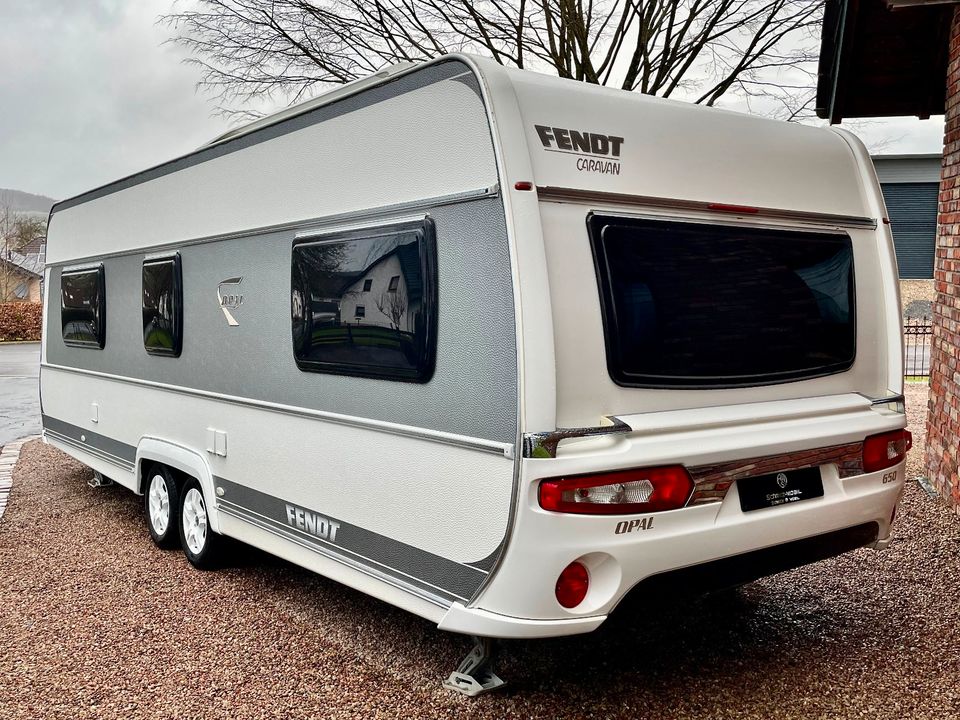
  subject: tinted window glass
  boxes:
[589,215,856,388]
[142,255,182,356]
[291,219,437,382]
[61,266,105,348]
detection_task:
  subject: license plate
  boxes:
[738,467,824,512]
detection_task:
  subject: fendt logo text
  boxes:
[534,125,625,175]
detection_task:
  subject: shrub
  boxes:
[0,302,42,341]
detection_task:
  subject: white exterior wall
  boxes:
[495,62,872,218]
[47,73,497,264]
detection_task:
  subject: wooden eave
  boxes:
[816,0,953,123]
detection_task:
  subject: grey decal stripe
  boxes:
[465,544,504,572]
[218,504,455,608]
[45,430,135,472]
[51,61,472,215]
[42,415,137,467]
[215,477,486,603]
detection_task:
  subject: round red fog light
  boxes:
[556,561,589,608]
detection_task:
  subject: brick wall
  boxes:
[926,7,960,510]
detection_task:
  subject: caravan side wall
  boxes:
[41,60,520,616]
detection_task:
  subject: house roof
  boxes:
[816,0,954,124]
[19,236,45,255]
[0,249,43,278]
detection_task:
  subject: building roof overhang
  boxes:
[816,0,955,124]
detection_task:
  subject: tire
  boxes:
[144,464,180,548]
[178,478,225,569]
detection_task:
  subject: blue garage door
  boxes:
[881,182,938,279]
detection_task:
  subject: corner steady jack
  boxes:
[442,635,506,697]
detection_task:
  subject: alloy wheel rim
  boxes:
[183,488,208,555]
[148,475,170,535]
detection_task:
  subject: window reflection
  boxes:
[61,265,105,348]
[142,256,182,356]
[291,219,436,382]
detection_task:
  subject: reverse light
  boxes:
[538,466,694,515]
[555,561,589,608]
[863,429,913,473]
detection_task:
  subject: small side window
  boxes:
[142,254,183,357]
[291,218,437,382]
[61,265,105,349]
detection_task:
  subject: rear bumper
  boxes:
[445,459,904,638]
[625,521,879,596]
[439,520,882,638]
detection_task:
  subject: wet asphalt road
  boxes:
[0,343,40,446]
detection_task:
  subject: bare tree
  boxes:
[163,0,824,121]
[375,286,408,330]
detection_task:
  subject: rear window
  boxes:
[589,215,856,388]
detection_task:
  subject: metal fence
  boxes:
[904,316,932,379]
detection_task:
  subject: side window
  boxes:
[61,265,105,349]
[291,218,437,382]
[142,254,183,357]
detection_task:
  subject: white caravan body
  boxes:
[41,55,908,638]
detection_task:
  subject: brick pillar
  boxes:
[926,7,960,511]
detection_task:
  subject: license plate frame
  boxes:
[737,466,824,512]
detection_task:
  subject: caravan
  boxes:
[41,55,909,693]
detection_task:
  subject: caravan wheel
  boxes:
[145,465,180,548]
[178,478,225,569]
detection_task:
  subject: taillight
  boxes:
[863,430,912,473]
[539,466,694,515]
[555,561,589,608]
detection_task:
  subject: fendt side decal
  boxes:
[534,124,625,175]
[285,503,341,542]
[214,476,487,603]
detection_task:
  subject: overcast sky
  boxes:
[0,0,948,201]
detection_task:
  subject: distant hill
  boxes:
[0,188,57,218]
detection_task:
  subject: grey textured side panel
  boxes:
[42,414,137,470]
[51,61,473,215]
[45,197,518,442]
[216,478,485,604]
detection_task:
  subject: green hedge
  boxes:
[0,302,42,341]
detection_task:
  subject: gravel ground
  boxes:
[1,387,958,719]
[900,280,935,318]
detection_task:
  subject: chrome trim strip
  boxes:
[522,416,633,458]
[536,186,878,230]
[865,393,906,406]
[217,503,455,609]
[687,441,865,506]
[46,185,500,267]
[41,363,514,457]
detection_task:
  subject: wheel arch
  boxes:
[135,437,223,534]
